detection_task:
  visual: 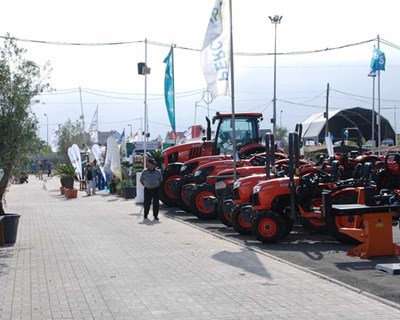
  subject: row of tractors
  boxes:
[158,112,400,245]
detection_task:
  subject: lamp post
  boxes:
[127,124,132,139]
[280,110,283,128]
[269,15,282,135]
[44,113,49,145]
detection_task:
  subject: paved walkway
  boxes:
[1,176,400,320]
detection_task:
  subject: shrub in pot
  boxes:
[53,164,77,189]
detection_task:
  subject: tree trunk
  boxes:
[0,168,11,215]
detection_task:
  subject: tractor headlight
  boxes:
[253,185,262,194]
[233,181,241,189]
[215,181,226,190]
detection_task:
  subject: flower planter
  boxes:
[64,188,78,199]
[0,213,21,246]
[60,186,65,195]
[123,186,136,199]
[60,176,74,189]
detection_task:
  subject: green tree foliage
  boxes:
[275,126,288,148]
[0,35,51,214]
[56,119,84,163]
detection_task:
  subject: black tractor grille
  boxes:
[189,147,203,159]
[251,192,261,205]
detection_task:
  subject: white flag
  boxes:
[91,143,107,181]
[104,136,122,180]
[89,106,99,143]
[50,129,59,152]
[67,144,83,180]
[200,0,231,98]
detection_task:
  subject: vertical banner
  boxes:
[91,143,107,181]
[120,129,127,160]
[370,47,386,72]
[50,128,59,152]
[200,0,231,98]
[163,46,175,132]
[67,144,83,180]
[89,106,99,144]
[105,136,122,180]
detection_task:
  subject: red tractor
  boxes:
[179,154,268,219]
[247,131,376,244]
[159,112,265,206]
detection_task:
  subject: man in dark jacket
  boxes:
[140,158,163,220]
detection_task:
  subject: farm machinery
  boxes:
[159,112,265,206]
[227,131,400,244]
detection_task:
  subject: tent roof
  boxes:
[301,107,395,146]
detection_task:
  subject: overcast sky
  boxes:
[1,0,399,142]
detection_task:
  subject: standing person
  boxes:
[140,158,163,220]
[84,162,96,196]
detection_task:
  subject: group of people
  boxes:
[83,159,106,196]
[83,157,163,221]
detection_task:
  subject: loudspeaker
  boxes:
[137,62,146,75]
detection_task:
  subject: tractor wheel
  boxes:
[325,190,360,244]
[252,211,285,243]
[189,184,218,220]
[231,206,253,235]
[218,201,231,227]
[175,176,195,213]
[281,214,294,237]
[159,166,181,207]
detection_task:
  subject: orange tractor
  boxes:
[159,112,265,206]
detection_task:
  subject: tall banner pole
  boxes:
[228,0,237,181]
[377,34,381,151]
[372,76,375,148]
[172,44,176,144]
[144,38,148,164]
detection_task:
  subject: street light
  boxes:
[44,113,49,145]
[280,110,283,128]
[127,124,132,138]
[269,14,282,134]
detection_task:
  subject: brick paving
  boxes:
[1,176,400,319]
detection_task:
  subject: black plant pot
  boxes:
[123,187,136,199]
[1,213,21,245]
[60,176,74,189]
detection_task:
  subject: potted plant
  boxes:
[53,164,77,190]
[0,35,50,245]
[146,149,162,168]
[121,160,135,199]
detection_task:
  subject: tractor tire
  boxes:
[159,166,181,207]
[281,214,294,238]
[175,175,195,213]
[325,190,360,244]
[252,211,285,243]
[218,201,231,227]
[231,205,253,235]
[189,184,218,220]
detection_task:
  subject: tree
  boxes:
[0,35,51,215]
[275,126,288,149]
[55,119,84,163]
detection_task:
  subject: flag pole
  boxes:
[228,0,237,181]
[377,34,381,151]
[371,70,376,148]
[171,44,176,145]
[144,38,148,164]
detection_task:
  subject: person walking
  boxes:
[84,162,96,196]
[140,158,163,220]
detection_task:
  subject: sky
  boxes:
[1,0,400,144]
